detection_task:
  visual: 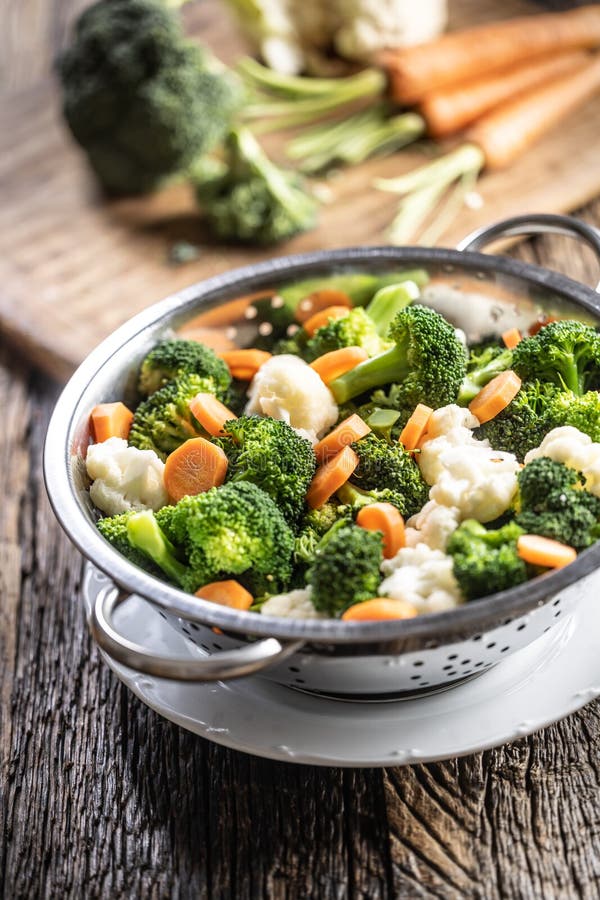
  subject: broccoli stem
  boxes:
[366,281,419,337]
[329,344,409,404]
[336,482,375,509]
[365,408,401,442]
[127,511,188,587]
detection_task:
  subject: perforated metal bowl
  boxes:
[44,214,600,699]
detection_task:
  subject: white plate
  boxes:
[83,570,600,767]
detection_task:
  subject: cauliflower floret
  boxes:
[260,587,326,619]
[405,500,461,551]
[525,426,600,498]
[419,404,483,484]
[379,544,463,614]
[333,0,447,61]
[86,437,168,516]
[245,354,338,445]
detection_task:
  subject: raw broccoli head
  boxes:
[308,524,383,616]
[457,341,512,405]
[97,511,163,577]
[156,481,294,595]
[447,519,528,601]
[328,304,466,408]
[349,433,429,518]
[515,457,600,551]
[512,319,600,396]
[336,481,411,516]
[138,339,231,396]
[57,0,241,194]
[293,504,351,565]
[216,415,316,525]
[128,372,217,459]
[305,308,386,361]
[194,127,319,245]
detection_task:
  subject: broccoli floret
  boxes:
[293,504,351,565]
[515,458,600,551]
[349,433,429,518]
[512,319,600,395]
[216,415,316,525]
[476,380,564,461]
[447,519,528,601]
[128,372,217,459]
[138,339,231,397]
[156,482,294,594]
[308,524,383,616]
[336,481,409,515]
[328,304,466,408]
[272,330,311,360]
[543,388,600,443]
[97,511,163,577]
[457,343,512,405]
[194,127,319,245]
[57,0,241,194]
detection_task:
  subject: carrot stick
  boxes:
[356,503,405,559]
[219,349,272,381]
[195,579,254,610]
[469,371,522,424]
[164,437,228,502]
[306,445,359,509]
[294,288,353,324]
[310,347,369,386]
[467,53,600,170]
[517,534,577,568]
[398,404,433,451]
[90,402,134,442]
[188,393,237,437]
[313,414,371,464]
[381,5,600,103]
[341,598,418,621]
[303,305,351,337]
[502,328,522,350]
[419,51,588,138]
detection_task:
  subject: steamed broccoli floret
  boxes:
[217,415,316,524]
[128,372,217,459]
[156,481,294,594]
[515,458,600,551]
[293,504,351,565]
[328,304,466,408]
[308,524,383,616]
[336,481,410,515]
[97,511,163,577]
[349,433,429,518]
[57,0,241,194]
[194,127,319,245]
[512,319,600,395]
[457,342,512,405]
[138,339,231,397]
[447,519,528,601]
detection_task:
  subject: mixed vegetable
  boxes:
[87,272,600,621]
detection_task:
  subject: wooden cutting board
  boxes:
[2,0,600,381]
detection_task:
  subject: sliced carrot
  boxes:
[303,305,351,338]
[295,288,353,323]
[306,446,359,509]
[469,371,522,424]
[502,328,522,349]
[356,503,405,559]
[90,402,134,442]
[219,349,272,381]
[398,404,433,451]
[313,414,371,464]
[341,598,418,622]
[310,346,369,386]
[517,534,577,569]
[195,579,253,611]
[164,437,228,503]
[189,393,237,437]
[528,314,558,336]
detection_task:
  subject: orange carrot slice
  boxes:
[195,579,253,610]
[294,288,353,323]
[90,402,134,442]
[528,314,558,336]
[469,370,522,424]
[502,327,522,349]
[303,305,351,338]
[219,349,272,381]
[341,598,418,621]
[517,534,577,569]
[189,393,237,437]
[310,346,369,386]
[164,437,228,503]
[313,414,371,464]
[356,503,406,559]
[398,404,433,451]
[306,446,359,509]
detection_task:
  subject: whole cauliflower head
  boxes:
[86,437,168,516]
[260,587,325,619]
[245,354,338,445]
[379,544,463,614]
[405,500,461,551]
[525,426,600,498]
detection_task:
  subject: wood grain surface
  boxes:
[2,0,600,380]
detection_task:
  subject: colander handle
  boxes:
[90,582,304,682]
[457,213,600,293]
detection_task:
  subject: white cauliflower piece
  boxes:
[260,588,326,619]
[525,426,600,498]
[245,354,338,445]
[86,437,168,516]
[405,500,461,551]
[333,0,447,61]
[379,544,463,614]
[419,404,483,484]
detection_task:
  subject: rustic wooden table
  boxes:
[4,3,600,897]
